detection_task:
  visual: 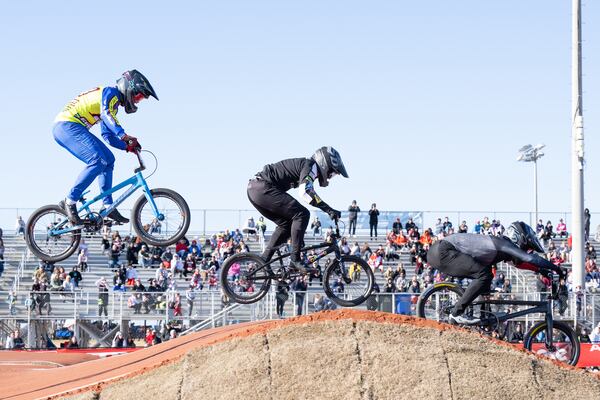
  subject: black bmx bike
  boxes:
[416,272,580,366]
[220,219,374,307]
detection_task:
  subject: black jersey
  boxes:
[255,157,333,213]
[443,233,561,274]
[256,158,314,191]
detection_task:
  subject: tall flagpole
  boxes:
[571,0,585,289]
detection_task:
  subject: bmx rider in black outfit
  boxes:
[247,146,348,273]
[427,221,564,325]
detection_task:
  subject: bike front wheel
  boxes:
[25,204,81,262]
[523,321,580,366]
[416,283,464,322]
[220,253,272,304]
[131,188,190,247]
[323,255,374,307]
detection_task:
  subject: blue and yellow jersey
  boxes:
[55,86,126,138]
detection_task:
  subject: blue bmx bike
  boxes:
[25,150,191,262]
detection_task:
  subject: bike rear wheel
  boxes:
[416,283,463,322]
[323,255,374,307]
[25,204,81,262]
[131,188,190,247]
[523,321,580,366]
[220,253,272,304]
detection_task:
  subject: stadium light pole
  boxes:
[517,144,545,225]
[571,0,585,290]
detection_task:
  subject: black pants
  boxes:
[370,223,378,238]
[247,179,310,262]
[349,218,357,235]
[427,240,493,316]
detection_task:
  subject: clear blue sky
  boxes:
[1,1,599,222]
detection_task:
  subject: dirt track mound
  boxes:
[60,310,600,400]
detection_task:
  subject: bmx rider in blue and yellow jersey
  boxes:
[53,70,158,225]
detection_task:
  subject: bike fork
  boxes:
[545,300,555,349]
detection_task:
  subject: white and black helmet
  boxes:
[312,146,349,187]
[505,221,544,253]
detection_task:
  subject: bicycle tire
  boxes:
[323,255,374,307]
[131,188,190,247]
[416,283,464,321]
[25,204,81,262]
[220,253,272,304]
[523,320,580,366]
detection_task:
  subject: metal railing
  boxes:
[3,287,599,348]
[2,207,597,237]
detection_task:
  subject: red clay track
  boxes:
[0,310,596,399]
[1,321,264,400]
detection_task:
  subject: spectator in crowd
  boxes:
[556,218,568,238]
[587,243,597,261]
[535,219,544,236]
[171,254,184,278]
[384,278,396,293]
[473,220,482,234]
[144,328,155,347]
[443,217,453,234]
[458,220,468,233]
[132,278,145,292]
[112,332,124,348]
[243,217,257,241]
[408,276,421,294]
[138,245,151,268]
[170,293,182,317]
[541,220,554,243]
[96,277,109,317]
[109,242,121,269]
[292,275,308,316]
[509,323,524,343]
[275,279,289,318]
[310,216,322,237]
[128,293,141,314]
[392,217,403,235]
[368,249,383,273]
[313,293,336,311]
[150,218,162,234]
[369,203,379,240]
[161,247,174,268]
[481,217,491,233]
[126,264,138,286]
[68,266,82,288]
[5,329,24,349]
[256,216,267,238]
[348,200,360,237]
[419,229,433,246]
[491,220,504,236]
[101,225,111,255]
[76,249,88,272]
[584,208,591,242]
[590,322,600,343]
[175,239,188,259]
[186,285,196,317]
[405,217,416,232]
[188,240,202,257]
[15,216,25,236]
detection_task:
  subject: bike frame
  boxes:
[472,297,554,345]
[249,225,343,280]
[50,153,163,235]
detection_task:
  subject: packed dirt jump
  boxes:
[4,310,600,400]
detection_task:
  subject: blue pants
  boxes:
[53,122,115,204]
